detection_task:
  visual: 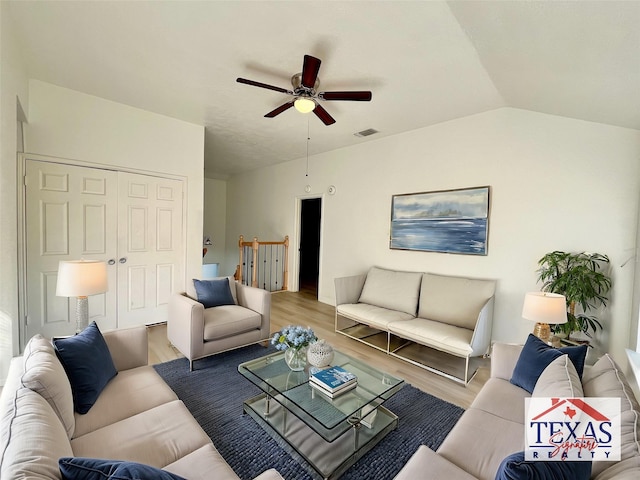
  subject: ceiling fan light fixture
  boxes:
[294,97,316,113]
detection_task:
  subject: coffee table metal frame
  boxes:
[238,349,404,480]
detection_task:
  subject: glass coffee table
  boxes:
[238,349,404,480]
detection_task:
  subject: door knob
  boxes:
[108,259,116,265]
[119,257,127,264]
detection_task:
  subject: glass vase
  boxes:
[284,347,307,371]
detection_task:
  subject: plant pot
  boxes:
[284,347,307,371]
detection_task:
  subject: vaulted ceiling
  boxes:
[6,1,640,178]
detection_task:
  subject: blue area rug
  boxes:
[153,345,464,480]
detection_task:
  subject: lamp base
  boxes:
[75,296,88,334]
[533,322,551,344]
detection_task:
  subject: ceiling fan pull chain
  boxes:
[306,117,310,177]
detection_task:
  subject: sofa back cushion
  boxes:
[21,334,75,439]
[0,388,73,479]
[582,354,640,479]
[418,273,496,329]
[358,267,422,316]
[532,354,583,398]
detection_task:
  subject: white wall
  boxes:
[203,177,227,273]
[226,108,640,363]
[23,80,205,315]
[0,3,29,383]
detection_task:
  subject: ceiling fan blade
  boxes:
[313,104,336,125]
[301,55,322,89]
[319,91,372,101]
[237,77,290,94]
[264,101,295,118]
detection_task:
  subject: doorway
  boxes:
[298,198,321,297]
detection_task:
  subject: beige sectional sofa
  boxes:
[335,266,496,384]
[0,325,283,480]
[394,342,640,480]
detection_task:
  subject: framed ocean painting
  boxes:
[390,186,490,255]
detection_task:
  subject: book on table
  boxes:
[309,365,357,393]
[310,380,357,398]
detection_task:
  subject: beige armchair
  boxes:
[168,279,271,370]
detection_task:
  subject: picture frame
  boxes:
[390,186,490,255]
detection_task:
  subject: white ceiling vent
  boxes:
[354,128,379,137]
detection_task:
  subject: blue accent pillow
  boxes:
[193,278,235,308]
[53,322,117,414]
[59,457,186,480]
[510,334,588,394]
[495,451,591,480]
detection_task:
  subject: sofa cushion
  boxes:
[437,408,524,479]
[71,400,211,468]
[73,366,178,438]
[532,354,583,398]
[163,444,246,480]
[495,451,592,480]
[21,334,75,439]
[418,273,495,329]
[0,387,73,480]
[388,317,474,357]
[203,305,262,341]
[511,334,587,393]
[193,278,236,308]
[469,377,529,424]
[358,266,422,316]
[337,303,415,330]
[54,322,118,414]
[582,353,640,478]
[58,457,186,480]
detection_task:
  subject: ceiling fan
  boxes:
[236,54,372,126]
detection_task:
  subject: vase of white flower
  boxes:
[271,325,316,371]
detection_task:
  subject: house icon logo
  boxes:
[525,397,621,461]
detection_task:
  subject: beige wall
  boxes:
[0,3,29,383]
[226,107,640,363]
[24,80,205,297]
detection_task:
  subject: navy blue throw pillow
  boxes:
[53,322,117,414]
[59,457,186,480]
[510,334,589,393]
[510,334,563,393]
[193,278,235,308]
[558,343,589,379]
[495,451,591,480]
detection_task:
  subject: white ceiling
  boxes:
[6,1,640,178]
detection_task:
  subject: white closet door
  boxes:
[116,172,184,328]
[25,160,118,339]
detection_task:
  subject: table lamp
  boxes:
[522,292,567,344]
[56,260,108,333]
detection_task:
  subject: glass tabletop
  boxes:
[238,349,404,441]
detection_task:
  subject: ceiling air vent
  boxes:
[354,128,379,138]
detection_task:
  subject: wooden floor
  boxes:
[149,288,489,409]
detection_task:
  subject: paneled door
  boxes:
[24,159,185,340]
[116,172,183,328]
[25,160,118,339]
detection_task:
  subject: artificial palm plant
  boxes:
[536,251,612,339]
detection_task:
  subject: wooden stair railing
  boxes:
[236,235,289,292]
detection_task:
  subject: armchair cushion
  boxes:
[194,278,236,308]
[203,306,262,341]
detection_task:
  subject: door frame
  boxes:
[291,193,325,293]
[17,153,188,350]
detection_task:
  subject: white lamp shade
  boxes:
[56,260,108,297]
[522,292,568,325]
